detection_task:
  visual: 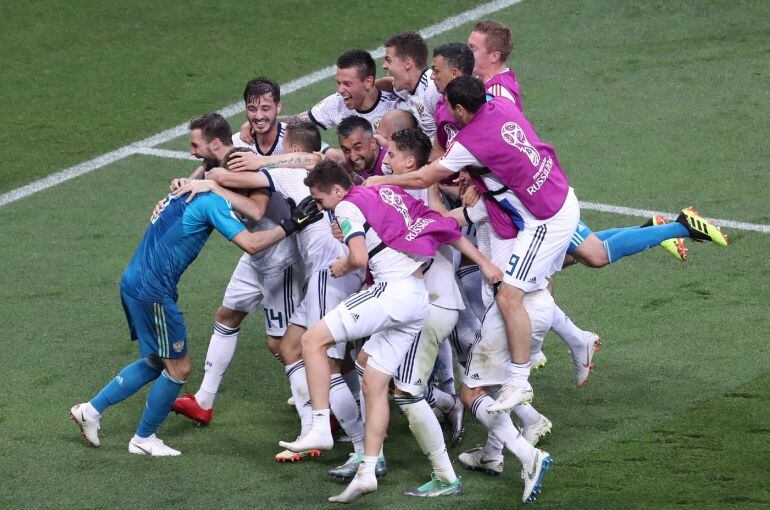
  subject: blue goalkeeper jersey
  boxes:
[120,192,246,302]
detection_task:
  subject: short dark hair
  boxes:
[189,112,233,144]
[284,120,322,152]
[220,147,255,170]
[304,159,353,192]
[433,42,475,76]
[473,20,513,62]
[243,77,281,104]
[391,128,432,168]
[385,31,428,69]
[337,50,376,82]
[337,115,373,139]
[445,76,487,114]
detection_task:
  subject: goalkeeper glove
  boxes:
[280,196,324,236]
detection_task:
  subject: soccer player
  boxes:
[206,121,367,461]
[337,116,387,180]
[324,128,465,496]
[69,114,322,456]
[467,20,523,109]
[170,108,303,428]
[382,31,442,140]
[374,108,418,146]
[279,161,501,503]
[459,198,553,504]
[308,50,400,131]
[233,77,288,156]
[237,51,398,145]
[366,76,582,415]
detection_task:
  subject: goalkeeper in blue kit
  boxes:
[70,183,322,456]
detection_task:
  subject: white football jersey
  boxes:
[309,90,399,130]
[260,167,347,276]
[335,200,425,282]
[405,189,464,311]
[240,194,301,277]
[232,122,286,156]
[394,68,442,140]
[464,200,495,308]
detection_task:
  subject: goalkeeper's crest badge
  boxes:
[173,340,185,353]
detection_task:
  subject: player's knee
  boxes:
[215,306,246,328]
[460,384,485,410]
[165,358,192,382]
[579,251,609,268]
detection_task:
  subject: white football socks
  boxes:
[284,360,312,436]
[472,394,536,466]
[196,322,239,410]
[330,373,365,454]
[514,402,543,428]
[550,304,589,358]
[397,396,457,483]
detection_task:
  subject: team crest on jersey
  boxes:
[172,340,185,353]
[416,103,425,117]
[378,188,434,241]
[444,124,459,144]
[501,122,540,167]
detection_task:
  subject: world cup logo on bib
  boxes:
[501,121,540,167]
[379,188,413,227]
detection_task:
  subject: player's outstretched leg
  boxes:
[676,207,729,246]
[648,215,688,261]
[71,356,164,447]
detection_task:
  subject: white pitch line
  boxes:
[580,201,770,234]
[134,147,198,161]
[0,0,523,208]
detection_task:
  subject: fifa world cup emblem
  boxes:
[379,188,413,226]
[501,121,540,167]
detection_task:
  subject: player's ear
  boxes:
[363,75,375,89]
[276,101,283,115]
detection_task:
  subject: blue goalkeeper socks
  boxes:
[598,223,688,263]
[136,370,185,438]
[90,357,163,414]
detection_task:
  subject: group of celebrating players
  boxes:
[69,20,729,505]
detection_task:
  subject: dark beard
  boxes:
[202,157,220,172]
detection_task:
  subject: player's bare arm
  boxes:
[208,166,271,191]
[329,235,367,278]
[173,178,266,222]
[227,151,321,172]
[231,227,287,255]
[374,76,394,92]
[365,159,453,189]
[232,195,323,255]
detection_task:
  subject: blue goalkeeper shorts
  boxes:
[120,292,188,359]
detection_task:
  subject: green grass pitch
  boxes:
[1,1,768,509]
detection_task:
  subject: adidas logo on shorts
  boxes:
[351,313,360,322]
[527,276,537,284]
[470,373,481,380]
